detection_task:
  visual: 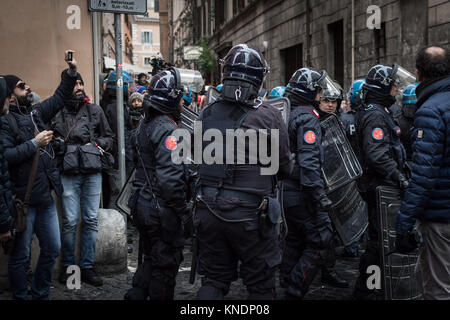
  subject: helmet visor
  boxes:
[393,65,416,91]
[318,72,341,98]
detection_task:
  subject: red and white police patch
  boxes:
[164,136,178,150]
[394,126,401,136]
[372,128,384,141]
[304,131,316,144]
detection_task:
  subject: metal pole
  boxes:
[306,0,311,66]
[351,0,355,83]
[115,13,126,189]
[92,12,100,105]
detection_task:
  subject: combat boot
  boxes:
[81,268,103,287]
[58,266,69,285]
[321,269,349,288]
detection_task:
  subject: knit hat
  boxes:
[129,92,144,105]
[136,86,146,94]
[76,73,84,85]
[4,75,21,93]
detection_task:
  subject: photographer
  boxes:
[0,51,79,300]
[51,73,113,287]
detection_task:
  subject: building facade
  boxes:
[189,0,450,90]
[101,13,134,66]
[132,0,161,72]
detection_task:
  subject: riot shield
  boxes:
[321,114,362,192]
[263,97,291,125]
[327,180,368,246]
[115,168,136,217]
[206,86,221,104]
[180,105,198,132]
[376,186,422,300]
[321,114,368,245]
[264,97,291,240]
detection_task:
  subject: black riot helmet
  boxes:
[220,44,269,105]
[364,64,416,96]
[285,67,340,103]
[146,67,184,114]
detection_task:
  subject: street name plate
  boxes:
[88,0,147,15]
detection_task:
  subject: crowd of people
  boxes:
[0,43,449,301]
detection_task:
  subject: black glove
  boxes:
[395,232,418,254]
[398,173,409,190]
[319,194,333,211]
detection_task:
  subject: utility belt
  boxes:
[197,186,281,239]
[200,186,263,204]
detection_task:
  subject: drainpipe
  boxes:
[351,0,355,83]
[306,0,311,66]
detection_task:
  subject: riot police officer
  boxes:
[353,64,411,300]
[194,44,292,300]
[280,67,337,299]
[315,82,350,288]
[341,79,365,143]
[124,68,190,300]
[397,83,419,161]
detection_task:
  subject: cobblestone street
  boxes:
[0,224,360,300]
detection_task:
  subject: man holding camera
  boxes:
[51,73,113,287]
[0,51,79,300]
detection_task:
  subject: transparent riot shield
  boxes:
[263,97,291,125]
[115,168,136,217]
[321,114,368,245]
[327,180,368,246]
[264,97,291,240]
[376,186,422,300]
[180,105,198,132]
[206,86,221,104]
[320,114,362,192]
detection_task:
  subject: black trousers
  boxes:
[125,193,184,300]
[195,196,281,300]
[354,190,381,295]
[280,192,334,299]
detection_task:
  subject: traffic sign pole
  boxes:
[115,13,126,189]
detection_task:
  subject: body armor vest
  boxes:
[198,100,274,195]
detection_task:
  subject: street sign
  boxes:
[183,46,203,60]
[88,0,147,15]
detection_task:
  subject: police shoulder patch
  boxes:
[164,135,178,150]
[304,130,316,144]
[372,128,384,141]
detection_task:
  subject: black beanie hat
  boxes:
[76,73,84,85]
[4,75,21,93]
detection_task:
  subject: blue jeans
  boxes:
[8,200,61,300]
[61,173,102,269]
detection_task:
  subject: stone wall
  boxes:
[207,0,450,91]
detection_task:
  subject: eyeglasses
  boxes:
[15,82,27,90]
